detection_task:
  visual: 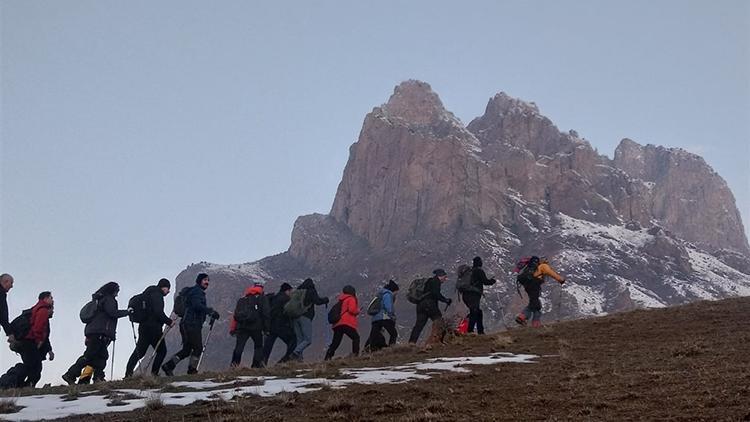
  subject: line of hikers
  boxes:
[0,255,565,389]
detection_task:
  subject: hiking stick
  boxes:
[196,317,216,372]
[130,321,138,344]
[555,284,563,323]
[110,339,116,381]
[141,323,174,376]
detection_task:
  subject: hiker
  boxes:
[365,280,399,352]
[0,274,14,337]
[408,269,452,345]
[19,292,55,387]
[262,283,297,365]
[124,278,175,377]
[324,285,360,360]
[288,278,329,362]
[515,256,566,328]
[162,273,220,375]
[0,291,54,389]
[230,281,270,368]
[63,282,131,384]
[459,256,497,335]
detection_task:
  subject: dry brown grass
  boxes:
[0,397,20,414]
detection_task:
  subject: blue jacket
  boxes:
[182,285,213,327]
[372,288,396,322]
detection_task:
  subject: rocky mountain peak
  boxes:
[484,91,541,117]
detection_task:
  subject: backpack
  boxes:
[407,278,430,304]
[283,289,310,318]
[79,298,100,324]
[234,295,261,323]
[456,264,476,293]
[9,309,32,342]
[327,299,343,325]
[173,286,191,318]
[128,291,149,323]
[515,256,541,290]
[366,292,383,316]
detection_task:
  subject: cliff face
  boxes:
[170,81,750,371]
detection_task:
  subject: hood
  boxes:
[338,293,356,302]
[299,278,315,290]
[245,285,264,296]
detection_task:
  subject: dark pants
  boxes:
[164,323,203,374]
[522,281,543,321]
[263,326,296,364]
[19,341,43,387]
[125,324,166,377]
[409,301,442,343]
[65,335,111,382]
[231,329,264,368]
[462,292,485,334]
[366,319,398,351]
[324,326,360,360]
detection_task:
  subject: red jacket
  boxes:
[26,300,52,344]
[229,285,264,334]
[333,293,359,330]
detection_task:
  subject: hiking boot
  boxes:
[61,373,75,386]
[515,314,527,326]
[161,361,175,377]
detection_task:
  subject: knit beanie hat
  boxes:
[385,279,400,292]
[279,282,293,292]
[157,278,171,289]
[473,256,483,268]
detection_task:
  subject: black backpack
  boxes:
[173,286,191,318]
[9,309,32,340]
[516,256,541,289]
[455,264,476,293]
[327,300,343,325]
[128,291,149,323]
[234,295,262,323]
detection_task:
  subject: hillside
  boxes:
[2,296,749,421]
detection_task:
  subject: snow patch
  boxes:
[2,353,537,421]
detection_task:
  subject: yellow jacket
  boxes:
[533,262,565,284]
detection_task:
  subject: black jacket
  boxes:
[0,288,9,336]
[142,285,172,328]
[269,292,292,332]
[469,267,496,297]
[182,285,215,328]
[420,276,449,306]
[299,279,329,320]
[84,294,130,340]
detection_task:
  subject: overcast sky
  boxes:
[1,0,748,382]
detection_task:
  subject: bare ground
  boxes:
[5,297,750,421]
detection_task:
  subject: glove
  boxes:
[48,351,55,361]
[211,310,220,320]
[446,298,453,306]
[489,278,497,285]
[127,308,134,314]
[323,297,330,304]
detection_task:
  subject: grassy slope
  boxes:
[4,296,750,421]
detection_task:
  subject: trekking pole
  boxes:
[141,323,174,376]
[110,339,116,381]
[555,284,563,323]
[196,316,216,372]
[130,321,138,344]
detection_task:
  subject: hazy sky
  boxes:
[1,1,748,381]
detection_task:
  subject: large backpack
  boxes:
[455,264,476,293]
[407,278,430,304]
[327,299,343,325]
[283,289,310,318]
[366,292,383,316]
[515,256,541,290]
[234,295,262,323]
[79,298,100,324]
[173,286,191,318]
[9,309,32,344]
[128,291,149,323]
